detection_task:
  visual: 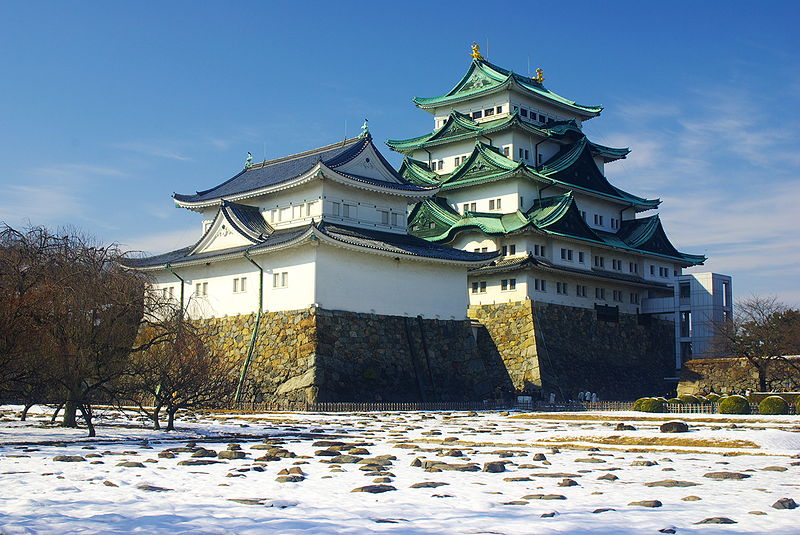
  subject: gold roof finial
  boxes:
[533,68,545,84]
[470,41,484,61]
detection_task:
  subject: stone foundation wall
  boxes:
[678,357,800,395]
[469,300,675,400]
[200,307,510,404]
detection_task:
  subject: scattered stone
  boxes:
[157,452,175,459]
[682,496,702,501]
[372,477,392,483]
[631,460,658,467]
[178,459,222,466]
[772,498,798,510]
[540,512,557,517]
[137,484,171,492]
[704,472,751,480]
[558,478,579,487]
[503,500,528,505]
[315,449,338,456]
[762,466,788,472]
[694,517,736,524]
[593,508,615,514]
[598,473,619,481]
[275,475,305,483]
[228,498,265,505]
[483,462,506,473]
[645,480,699,488]
[191,448,217,458]
[53,455,85,462]
[218,450,246,460]
[117,461,146,468]
[410,481,449,488]
[629,500,662,508]
[328,455,363,464]
[312,440,345,447]
[444,449,463,457]
[575,458,606,463]
[532,453,547,461]
[522,494,566,500]
[749,510,767,515]
[352,484,396,494]
[615,423,636,431]
[658,529,676,534]
[660,421,689,433]
[504,477,532,482]
[102,481,118,487]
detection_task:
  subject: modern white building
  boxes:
[127,131,496,320]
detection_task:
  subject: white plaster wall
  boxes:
[150,246,317,319]
[446,179,528,214]
[258,182,324,229]
[509,93,583,125]
[314,244,470,319]
[320,181,409,233]
[432,94,510,126]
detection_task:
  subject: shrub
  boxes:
[759,396,789,415]
[705,393,721,403]
[678,394,705,404]
[639,398,667,413]
[719,395,751,414]
[633,398,647,411]
[668,397,683,404]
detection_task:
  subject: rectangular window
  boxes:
[578,251,585,263]
[650,265,655,275]
[509,278,516,290]
[594,214,599,225]
[471,282,479,294]
[473,110,483,119]
[520,196,524,208]
[270,209,277,223]
[576,284,587,297]
[502,146,510,157]
[437,160,443,171]
[595,287,606,300]
[496,198,501,209]
[496,106,502,114]
[598,215,604,226]
[561,248,567,260]
[508,244,515,255]
[520,109,528,117]
[537,153,543,164]
[470,202,477,211]
[501,245,507,256]
[391,213,401,226]
[489,199,495,210]
[273,272,288,289]
[481,247,488,252]
[479,281,487,293]
[380,210,389,225]
[680,311,692,337]
[233,277,247,293]
[629,262,637,273]
[484,108,494,116]
[613,290,622,302]
[293,205,302,219]
[196,282,208,297]
[524,149,529,160]
[679,282,691,299]
[534,279,547,292]
[518,148,524,159]
[539,114,546,122]
[630,292,639,304]
[280,207,291,221]
[501,279,508,291]
[594,255,605,268]
[556,282,567,294]
[331,202,340,216]
[581,210,587,221]
[342,204,352,218]
[722,281,730,307]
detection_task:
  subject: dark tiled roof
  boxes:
[317,222,498,263]
[224,201,273,239]
[122,225,313,269]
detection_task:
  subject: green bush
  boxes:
[638,398,667,413]
[668,397,682,404]
[719,395,751,414]
[678,394,705,404]
[633,398,647,411]
[705,393,721,403]
[759,396,789,415]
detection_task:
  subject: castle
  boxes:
[127,46,730,402]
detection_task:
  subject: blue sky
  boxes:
[1,1,798,305]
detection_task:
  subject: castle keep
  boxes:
[128,46,725,402]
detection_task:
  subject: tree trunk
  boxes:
[62,400,78,428]
[20,403,33,421]
[151,404,162,430]
[51,403,64,423]
[78,404,95,437]
[166,407,177,431]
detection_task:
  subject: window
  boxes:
[473,110,483,119]
[391,213,401,226]
[612,259,622,270]
[168,286,174,297]
[521,109,528,117]
[722,281,730,307]
[576,284,587,297]
[293,205,302,219]
[470,202,477,211]
[331,202,340,216]
[471,282,479,294]
[501,278,516,291]
[438,160,444,170]
[679,282,691,299]
[270,209,277,223]
[630,292,640,304]
[194,283,207,297]
[479,281,487,293]
[680,342,693,364]
[519,196,524,208]
[593,255,605,268]
[594,214,599,225]
[524,149,529,160]
[559,248,573,261]
[533,244,545,256]
[537,153,543,164]
[581,211,587,221]
[650,265,655,275]
[538,114,546,122]
[629,262,638,273]
[495,198,501,209]
[599,215,604,226]
[481,247,488,252]
[380,210,389,225]
[680,311,692,338]
[273,271,288,289]
[502,146,510,157]
[501,244,516,256]
[489,199,495,210]
[233,277,247,293]
[518,148,524,159]
[610,218,619,230]
[578,251,585,263]
[484,108,494,116]
[556,282,567,294]
[428,222,435,229]
[613,290,623,302]
[343,204,355,218]
[595,287,606,300]
[496,106,503,114]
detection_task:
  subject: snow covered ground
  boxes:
[1,405,799,534]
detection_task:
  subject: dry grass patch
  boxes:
[510,413,794,426]
[536,435,759,449]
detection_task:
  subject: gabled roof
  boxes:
[410,192,704,266]
[124,207,497,271]
[386,113,628,162]
[413,59,602,119]
[398,158,440,186]
[440,142,527,190]
[173,134,434,207]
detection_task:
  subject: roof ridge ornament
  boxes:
[358,118,369,138]
[470,42,484,61]
[533,68,545,84]
[245,152,253,168]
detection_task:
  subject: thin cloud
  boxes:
[111,141,193,161]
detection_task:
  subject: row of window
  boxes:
[471,105,503,120]
[586,213,619,230]
[512,105,555,125]
[559,248,585,263]
[269,201,316,223]
[470,278,640,303]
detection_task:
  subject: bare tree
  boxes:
[714,295,800,391]
[125,312,235,430]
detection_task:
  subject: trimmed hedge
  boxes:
[719,395,751,414]
[759,396,789,415]
[635,397,667,413]
[668,397,682,404]
[705,393,721,403]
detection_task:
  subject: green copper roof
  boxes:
[398,158,440,186]
[413,59,603,118]
[409,192,703,266]
[440,142,527,190]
